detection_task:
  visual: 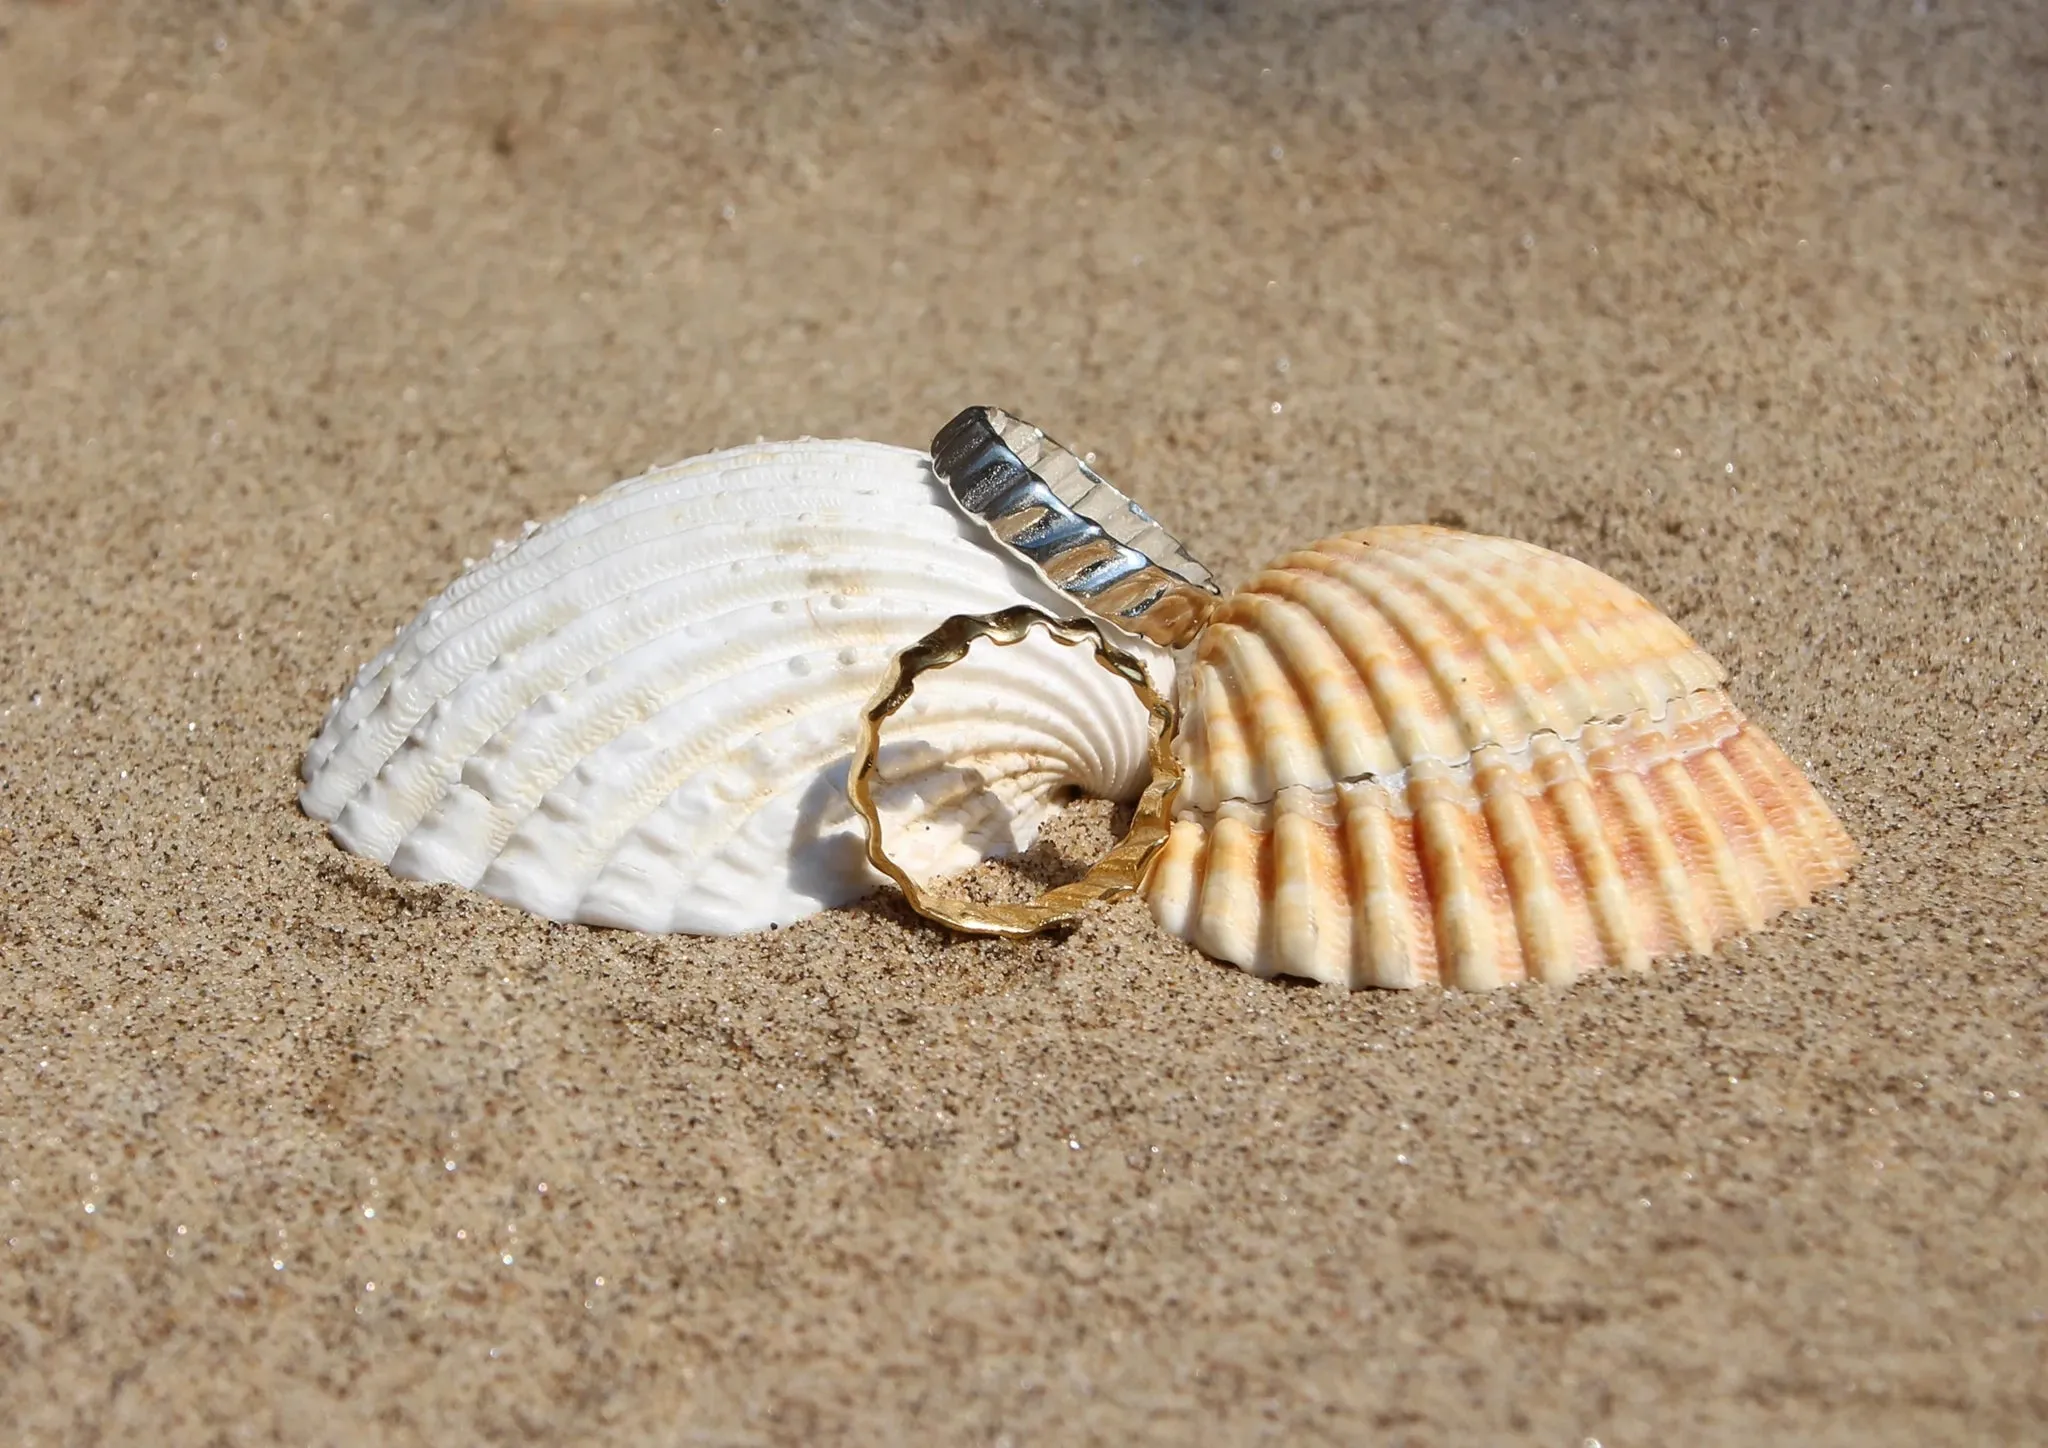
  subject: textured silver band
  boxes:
[930,406,1220,648]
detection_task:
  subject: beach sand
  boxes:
[2,2,2044,1441]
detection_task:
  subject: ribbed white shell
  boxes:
[300,440,1166,933]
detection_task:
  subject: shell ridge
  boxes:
[1322,530,1724,754]
[1471,748,1579,983]
[1644,756,1763,941]
[396,612,910,866]
[321,565,945,839]
[315,564,983,843]
[317,480,1141,831]
[498,665,1105,909]
[1222,595,1355,795]
[1341,539,1576,747]
[1467,532,1727,704]
[305,438,1172,937]
[316,497,970,751]
[1310,538,1501,753]
[313,444,954,745]
[1197,627,1296,804]
[566,723,1080,931]
[1366,536,1620,738]
[496,643,1149,920]
[1321,782,1367,988]
[1435,530,1723,714]
[1716,726,1857,889]
[1176,655,1258,810]
[1514,757,1614,976]
[1234,583,1398,787]
[418,479,964,639]
[1715,729,1824,879]
[471,668,888,916]
[1144,820,1206,943]
[1686,746,1806,917]
[1335,785,1426,987]
[1156,684,1834,987]
[1603,766,1714,955]
[872,634,1158,803]
[1767,732,1857,873]
[1532,735,1648,971]
[313,468,886,742]
[1191,813,1269,973]
[1248,558,1457,768]
[1404,760,1511,988]
[1269,789,1336,981]
[917,638,1149,798]
[425,442,934,615]
[306,528,1037,824]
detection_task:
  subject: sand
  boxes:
[2,1,2044,1442]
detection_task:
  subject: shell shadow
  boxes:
[781,740,1031,908]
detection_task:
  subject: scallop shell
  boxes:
[300,439,1166,933]
[1144,526,1856,989]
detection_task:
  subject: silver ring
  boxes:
[931,406,1220,649]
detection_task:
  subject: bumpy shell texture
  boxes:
[1144,526,1856,990]
[300,440,1164,933]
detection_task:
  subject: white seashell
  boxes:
[301,440,1169,933]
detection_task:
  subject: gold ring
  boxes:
[846,605,1182,937]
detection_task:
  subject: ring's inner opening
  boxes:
[921,794,1136,907]
[862,626,1152,905]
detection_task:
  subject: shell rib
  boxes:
[1144,526,1856,989]
[300,440,1166,933]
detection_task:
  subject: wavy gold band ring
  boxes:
[845,605,1183,937]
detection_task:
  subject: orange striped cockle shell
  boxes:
[1142,526,1856,989]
